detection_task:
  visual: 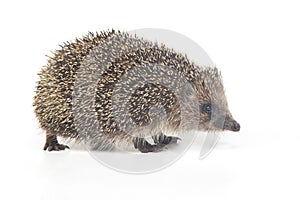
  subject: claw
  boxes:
[169,136,182,144]
[153,134,181,145]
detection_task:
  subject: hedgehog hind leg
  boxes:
[43,133,69,151]
[133,137,166,153]
[152,133,181,145]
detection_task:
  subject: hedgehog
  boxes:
[33,30,240,153]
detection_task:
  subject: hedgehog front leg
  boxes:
[152,133,181,145]
[133,137,166,153]
[43,133,69,151]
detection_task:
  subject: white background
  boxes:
[1,0,300,199]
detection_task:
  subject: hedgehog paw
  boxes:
[43,135,69,151]
[153,134,181,145]
[133,138,166,153]
[44,143,70,151]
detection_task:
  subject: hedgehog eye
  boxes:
[201,103,212,113]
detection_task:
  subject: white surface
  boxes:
[1,0,300,200]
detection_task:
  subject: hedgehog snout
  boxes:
[223,116,240,132]
[230,121,240,132]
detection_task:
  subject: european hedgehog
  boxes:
[33,30,240,153]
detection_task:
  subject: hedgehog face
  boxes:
[198,101,240,132]
[195,68,240,132]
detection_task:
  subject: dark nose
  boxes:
[231,122,240,132]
